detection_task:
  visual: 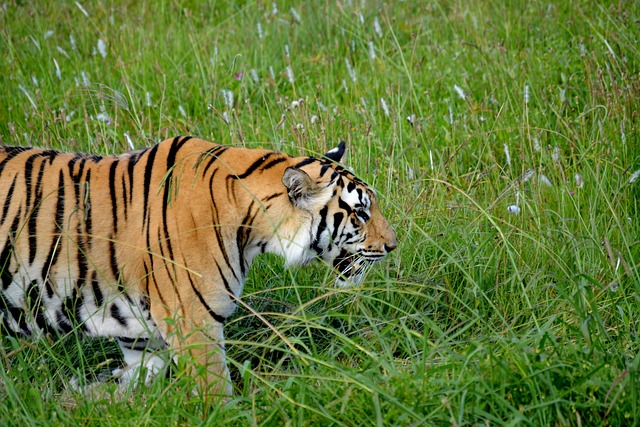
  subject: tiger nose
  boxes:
[384,231,398,253]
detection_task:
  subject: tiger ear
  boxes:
[323,140,346,163]
[282,167,320,209]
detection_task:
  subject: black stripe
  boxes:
[236,201,259,275]
[215,262,235,299]
[41,170,65,282]
[201,146,227,177]
[186,272,226,324]
[142,144,160,227]
[209,170,240,279]
[91,271,104,307]
[121,173,128,221]
[62,287,87,332]
[26,280,53,334]
[127,151,138,205]
[331,212,344,241]
[264,192,283,202]
[311,205,329,253]
[230,152,275,180]
[23,153,42,222]
[261,157,286,171]
[84,169,93,251]
[0,208,20,290]
[110,304,128,327]
[109,160,119,233]
[0,146,29,178]
[156,227,184,313]
[28,154,55,264]
[160,137,191,265]
[0,174,17,226]
[293,157,317,169]
[1,292,30,335]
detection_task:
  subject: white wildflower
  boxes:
[257,22,264,40]
[44,30,54,39]
[507,205,521,215]
[533,137,540,151]
[290,7,301,23]
[178,105,187,118]
[560,88,566,103]
[18,84,37,110]
[406,114,416,125]
[629,169,640,184]
[271,2,278,15]
[380,97,389,117]
[286,66,294,83]
[453,84,466,100]
[539,174,552,187]
[124,132,134,150]
[373,16,382,37]
[291,100,300,109]
[96,111,110,123]
[522,169,535,182]
[31,75,38,87]
[146,92,152,107]
[574,173,583,188]
[222,111,230,124]
[53,58,61,79]
[407,167,415,180]
[524,85,530,104]
[65,110,76,122]
[221,90,234,109]
[345,57,356,82]
[368,41,376,60]
[503,144,511,167]
[250,68,259,83]
[310,115,319,124]
[295,123,304,131]
[56,46,70,59]
[97,38,107,58]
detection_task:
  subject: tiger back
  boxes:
[0,136,397,397]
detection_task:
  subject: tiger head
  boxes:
[281,142,397,287]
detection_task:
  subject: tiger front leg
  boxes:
[165,320,232,399]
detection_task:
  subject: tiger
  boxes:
[0,136,397,397]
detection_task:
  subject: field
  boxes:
[1,0,639,425]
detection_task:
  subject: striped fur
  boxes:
[0,136,397,397]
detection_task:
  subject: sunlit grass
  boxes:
[1,0,639,425]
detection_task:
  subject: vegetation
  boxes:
[1,0,639,425]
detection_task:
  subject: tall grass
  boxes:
[1,1,639,425]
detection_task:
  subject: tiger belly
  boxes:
[0,266,156,340]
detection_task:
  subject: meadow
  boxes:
[1,0,639,425]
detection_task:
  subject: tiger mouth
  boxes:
[332,250,374,286]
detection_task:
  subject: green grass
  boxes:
[1,0,639,425]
